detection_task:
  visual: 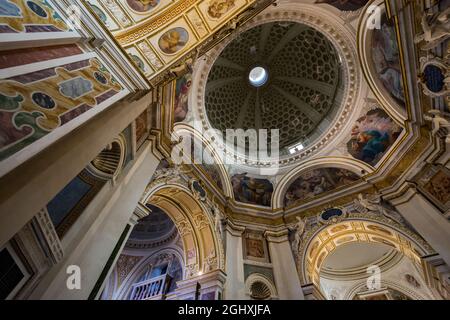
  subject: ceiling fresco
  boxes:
[79,0,425,214]
[164,1,413,211]
[86,0,259,79]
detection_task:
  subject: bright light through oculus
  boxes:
[249,66,268,87]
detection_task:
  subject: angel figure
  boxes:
[414,7,450,51]
[423,110,450,143]
[354,193,403,224]
[290,216,306,252]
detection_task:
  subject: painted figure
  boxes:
[207,0,236,19]
[232,173,273,207]
[173,73,192,123]
[284,168,359,206]
[347,108,401,165]
[127,0,159,12]
[158,28,189,54]
[371,17,405,105]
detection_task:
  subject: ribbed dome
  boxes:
[205,21,343,149]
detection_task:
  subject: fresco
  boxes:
[47,169,105,237]
[158,27,189,55]
[0,0,71,33]
[0,57,123,161]
[189,135,224,191]
[200,164,223,191]
[89,3,108,24]
[135,110,148,146]
[126,0,160,13]
[173,72,192,123]
[371,15,406,106]
[207,0,236,19]
[284,168,360,206]
[245,238,264,258]
[231,173,273,207]
[347,108,401,166]
[314,0,369,11]
[130,54,146,72]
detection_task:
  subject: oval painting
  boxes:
[158,27,189,55]
[126,0,160,13]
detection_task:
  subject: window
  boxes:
[0,245,29,299]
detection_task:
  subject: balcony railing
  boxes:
[129,274,172,300]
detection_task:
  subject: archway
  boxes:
[142,182,225,279]
[298,218,435,299]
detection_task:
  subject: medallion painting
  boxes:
[314,0,369,11]
[207,0,236,19]
[371,14,406,107]
[173,72,192,123]
[231,173,273,207]
[347,108,402,166]
[126,0,160,12]
[158,27,189,55]
[284,168,360,206]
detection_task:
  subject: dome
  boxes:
[129,204,177,243]
[204,21,344,151]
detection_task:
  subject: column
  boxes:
[264,230,305,300]
[388,183,450,266]
[90,204,151,300]
[223,222,246,300]
[27,141,160,299]
[0,91,151,247]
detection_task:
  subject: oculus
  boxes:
[248,66,268,87]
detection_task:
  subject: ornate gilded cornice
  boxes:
[115,0,198,45]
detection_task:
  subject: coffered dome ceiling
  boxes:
[204,21,343,150]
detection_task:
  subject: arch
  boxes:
[171,123,233,198]
[87,133,127,181]
[298,218,433,288]
[272,157,371,208]
[344,280,430,301]
[113,246,184,300]
[141,182,224,280]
